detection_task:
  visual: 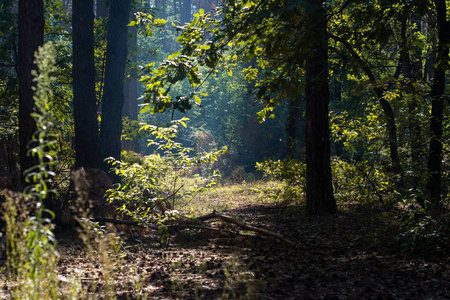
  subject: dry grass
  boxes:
[173,180,283,216]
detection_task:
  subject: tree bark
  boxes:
[426,0,449,208]
[122,11,140,153]
[286,94,302,160]
[181,0,192,24]
[424,11,437,81]
[72,0,100,168]
[99,0,131,177]
[96,0,109,18]
[305,0,337,215]
[400,12,424,184]
[18,0,44,180]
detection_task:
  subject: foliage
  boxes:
[0,0,18,137]
[395,205,448,253]
[138,1,310,122]
[331,157,396,210]
[255,156,402,211]
[255,158,305,205]
[106,118,226,231]
[4,42,60,299]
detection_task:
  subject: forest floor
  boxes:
[1,181,450,299]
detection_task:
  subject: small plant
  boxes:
[255,158,305,204]
[4,41,60,299]
[71,167,133,299]
[395,204,448,253]
[106,118,226,239]
[222,255,263,299]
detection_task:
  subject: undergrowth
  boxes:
[2,42,146,299]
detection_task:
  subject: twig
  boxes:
[196,211,296,247]
[91,217,221,233]
[92,211,297,248]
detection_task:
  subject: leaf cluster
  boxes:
[106,118,226,225]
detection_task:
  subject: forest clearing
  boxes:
[2,180,450,299]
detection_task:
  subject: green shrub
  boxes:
[395,205,448,253]
[331,157,395,209]
[255,158,305,204]
[106,118,226,230]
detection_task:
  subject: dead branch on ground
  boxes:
[91,211,296,248]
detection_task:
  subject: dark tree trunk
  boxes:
[122,12,140,153]
[96,0,109,18]
[73,0,100,168]
[99,0,131,176]
[424,11,437,81]
[378,97,400,174]
[18,0,44,180]
[286,94,302,160]
[305,0,337,215]
[427,0,449,208]
[181,0,192,24]
[409,14,424,171]
[400,12,424,182]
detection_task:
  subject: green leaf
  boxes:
[154,18,167,26]
[193,94,201,105]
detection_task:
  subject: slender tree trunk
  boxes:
[99,0,131,177]
[286,94,302,160]
[156,0,166,18]
[73,0,100,168]
[403,13,424,182]
[181,0,192,24]
[426,0,449,208]
[424,11,437,81]
[305,0,336,215]
[96,0,109,18]
[18,0,44,180]
[123,10,140,153]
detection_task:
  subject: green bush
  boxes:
[106,118,226,229]
[395,205,448,253]
[255,158,305,204]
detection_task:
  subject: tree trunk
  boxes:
[305,0,337,215]
[286,94,302,160]
[378,97,401,174]
[426,0,449,208]
[73,0,100,168]
[99,0,131,177]
[409,14,424,171]
[156,0,166,18]
[122,11,140,153]
[402,12,424,185]
[18,0,44,180]
[181,0,192,24]
[96,0,109,18]
[424,11,437,81]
